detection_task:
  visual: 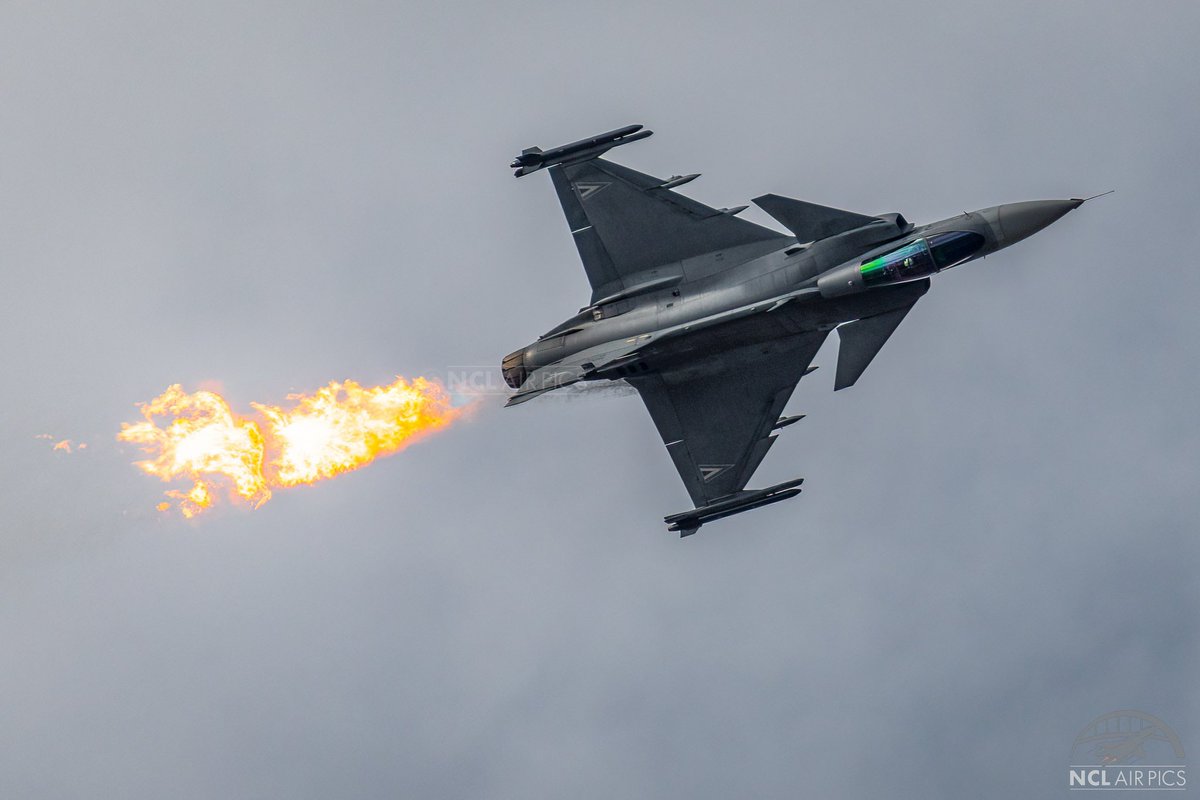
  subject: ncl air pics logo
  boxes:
[1069,710,1186,790]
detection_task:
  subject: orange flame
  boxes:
[119,377,464,517]
[39,435,84,453]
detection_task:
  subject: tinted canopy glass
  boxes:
[860,239,934,286]
[928,231,985,269]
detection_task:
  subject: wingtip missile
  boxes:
[511,125,652,176]
[664,478,805,534]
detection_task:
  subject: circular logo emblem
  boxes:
[1068,710,1186,790]
[1071,710,1185,766]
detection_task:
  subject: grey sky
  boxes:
[2,2,1197,797]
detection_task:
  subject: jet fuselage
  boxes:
[503,199,1080,391]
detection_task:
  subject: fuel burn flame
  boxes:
[118,377,465,518]
[37,434,87,453]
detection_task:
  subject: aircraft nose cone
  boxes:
[996,199,1082,247]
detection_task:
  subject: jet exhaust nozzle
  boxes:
[501,347,528,389]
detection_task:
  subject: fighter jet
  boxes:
[502,124,1095,535]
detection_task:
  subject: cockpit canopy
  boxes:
[859,231,985,287]
[928,230,986,269]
